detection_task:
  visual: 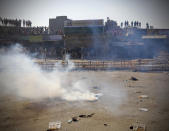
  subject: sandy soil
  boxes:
[0,71,169,131]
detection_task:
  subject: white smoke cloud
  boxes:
[0,44,97,101]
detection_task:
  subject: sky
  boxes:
[0,0,169,28]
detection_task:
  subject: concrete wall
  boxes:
[49,16,67,34]
[71,19,104,27]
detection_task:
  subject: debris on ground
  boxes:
[135,91,142,93]
[130,122,146,131]
[67,119,72,124]
[104,123,108,126]
[87,113,95,117]
[79,114,87,118]
[67,116,79,124]
[72,117,79,122]
[68,113,95,124]
[47,121,61,131]
[139,108,149,112]
[47,129,57,131]
[130,76,138,81]
[139,95,149,99]
[47,129,54,131]
[130,125,134,129]
[79,113,95,118]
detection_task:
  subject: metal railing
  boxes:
[36,59,169,71]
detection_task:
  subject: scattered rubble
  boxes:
[139,108,149,112]
[47,129,57,131]
[130,125,134,129]
[67,119,72,124]
[68,113,95,124]
[87,113,95,118]
[104,123,108,126]
[78,113,95,118]
[130,122,146,131]
[139,95,149,99]
[67,116,79,123]
[79,114,87,118]
[130,76,138,81]
[72,117,79,122]
[47,121,61,131]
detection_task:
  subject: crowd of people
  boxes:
[23,20,32,27]
[146,22,153,29]
[0,17,21,27]
[121,21,142,28]
[0,17,32,27]
[0,26,48,35]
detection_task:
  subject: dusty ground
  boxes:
[0,71,169,131]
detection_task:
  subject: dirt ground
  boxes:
[0,71,169,131]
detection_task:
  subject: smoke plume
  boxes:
[0,44,97,101]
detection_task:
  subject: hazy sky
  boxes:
[0,0,169,28]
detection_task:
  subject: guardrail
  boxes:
[36,59,169,71]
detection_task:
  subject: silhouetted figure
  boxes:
[25,20,32,27]
[15,19,17,26]
[121,22,123,28]
[30,21,32,27]
[134,21,136,27]
[137,21,139,27]
[23,20,25,27]
[18,19,21,27]
[146,22,149,29]
[26,21,28,27]
[126,21,129,27]
[131,21,133,27]
[4,18,8,26]
[135,21,137,27]
[139,22,141,27]
[1,18,3,24]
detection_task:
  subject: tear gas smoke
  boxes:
[0,44,97,101]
